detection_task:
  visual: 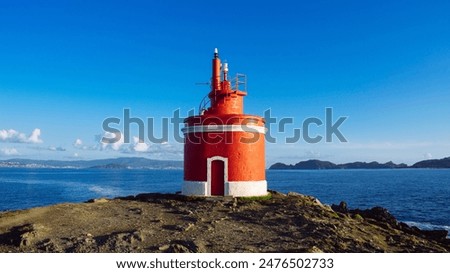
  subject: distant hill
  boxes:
[411,157,450,168]
[0,157,182,170]
[294,160,338,170]
[339,161,408,169]
[270,159,408,170]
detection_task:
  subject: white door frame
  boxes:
[207,156,228,196]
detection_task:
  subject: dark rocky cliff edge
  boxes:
[0,191,448,253]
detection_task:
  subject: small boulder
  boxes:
[331,201,348,213]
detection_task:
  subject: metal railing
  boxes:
[231,73,247,92]
[198,94,210,115]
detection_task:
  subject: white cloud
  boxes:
[0,128,43,143]
[28,128,43,143]
[73,134,120,151]
[48,146,66,151]
[424,152,433,159]
[145,142,183,159]
[29,146,66,152]
[0,129,24,142]
[100,132,124,151]
[132,137,149,152]
[74,138,83,147]
[111,135,124,151]
[96,131,181,158]
[73,138,98,151]
[0,147,19,156]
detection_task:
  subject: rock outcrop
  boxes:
[0,191,448,253]
[411,157,450,168]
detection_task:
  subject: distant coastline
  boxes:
[269,157,450,170]
[1,156,450,170]
[0,157,182,170]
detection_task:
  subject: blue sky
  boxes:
[1,0,449,165]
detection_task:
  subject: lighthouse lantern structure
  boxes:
[182,49,267,197]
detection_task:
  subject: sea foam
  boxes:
[404,221,450,238]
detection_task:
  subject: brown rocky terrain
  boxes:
[0,191,448,253]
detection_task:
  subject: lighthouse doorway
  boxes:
[211,160,225,195]
[207,156,228,196]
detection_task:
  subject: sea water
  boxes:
[0,168,449,234]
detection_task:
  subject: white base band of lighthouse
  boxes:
[182,180,268,197]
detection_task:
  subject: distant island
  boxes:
[0,157,182,170]
[411,157,450,168]
[270,157,450,170]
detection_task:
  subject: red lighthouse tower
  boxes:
[182,49,267,197]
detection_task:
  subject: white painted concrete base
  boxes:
[182,181,207,196]
[226,180,267,197]
[182,180,267,197]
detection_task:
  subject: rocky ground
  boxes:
[0,191,448,253]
